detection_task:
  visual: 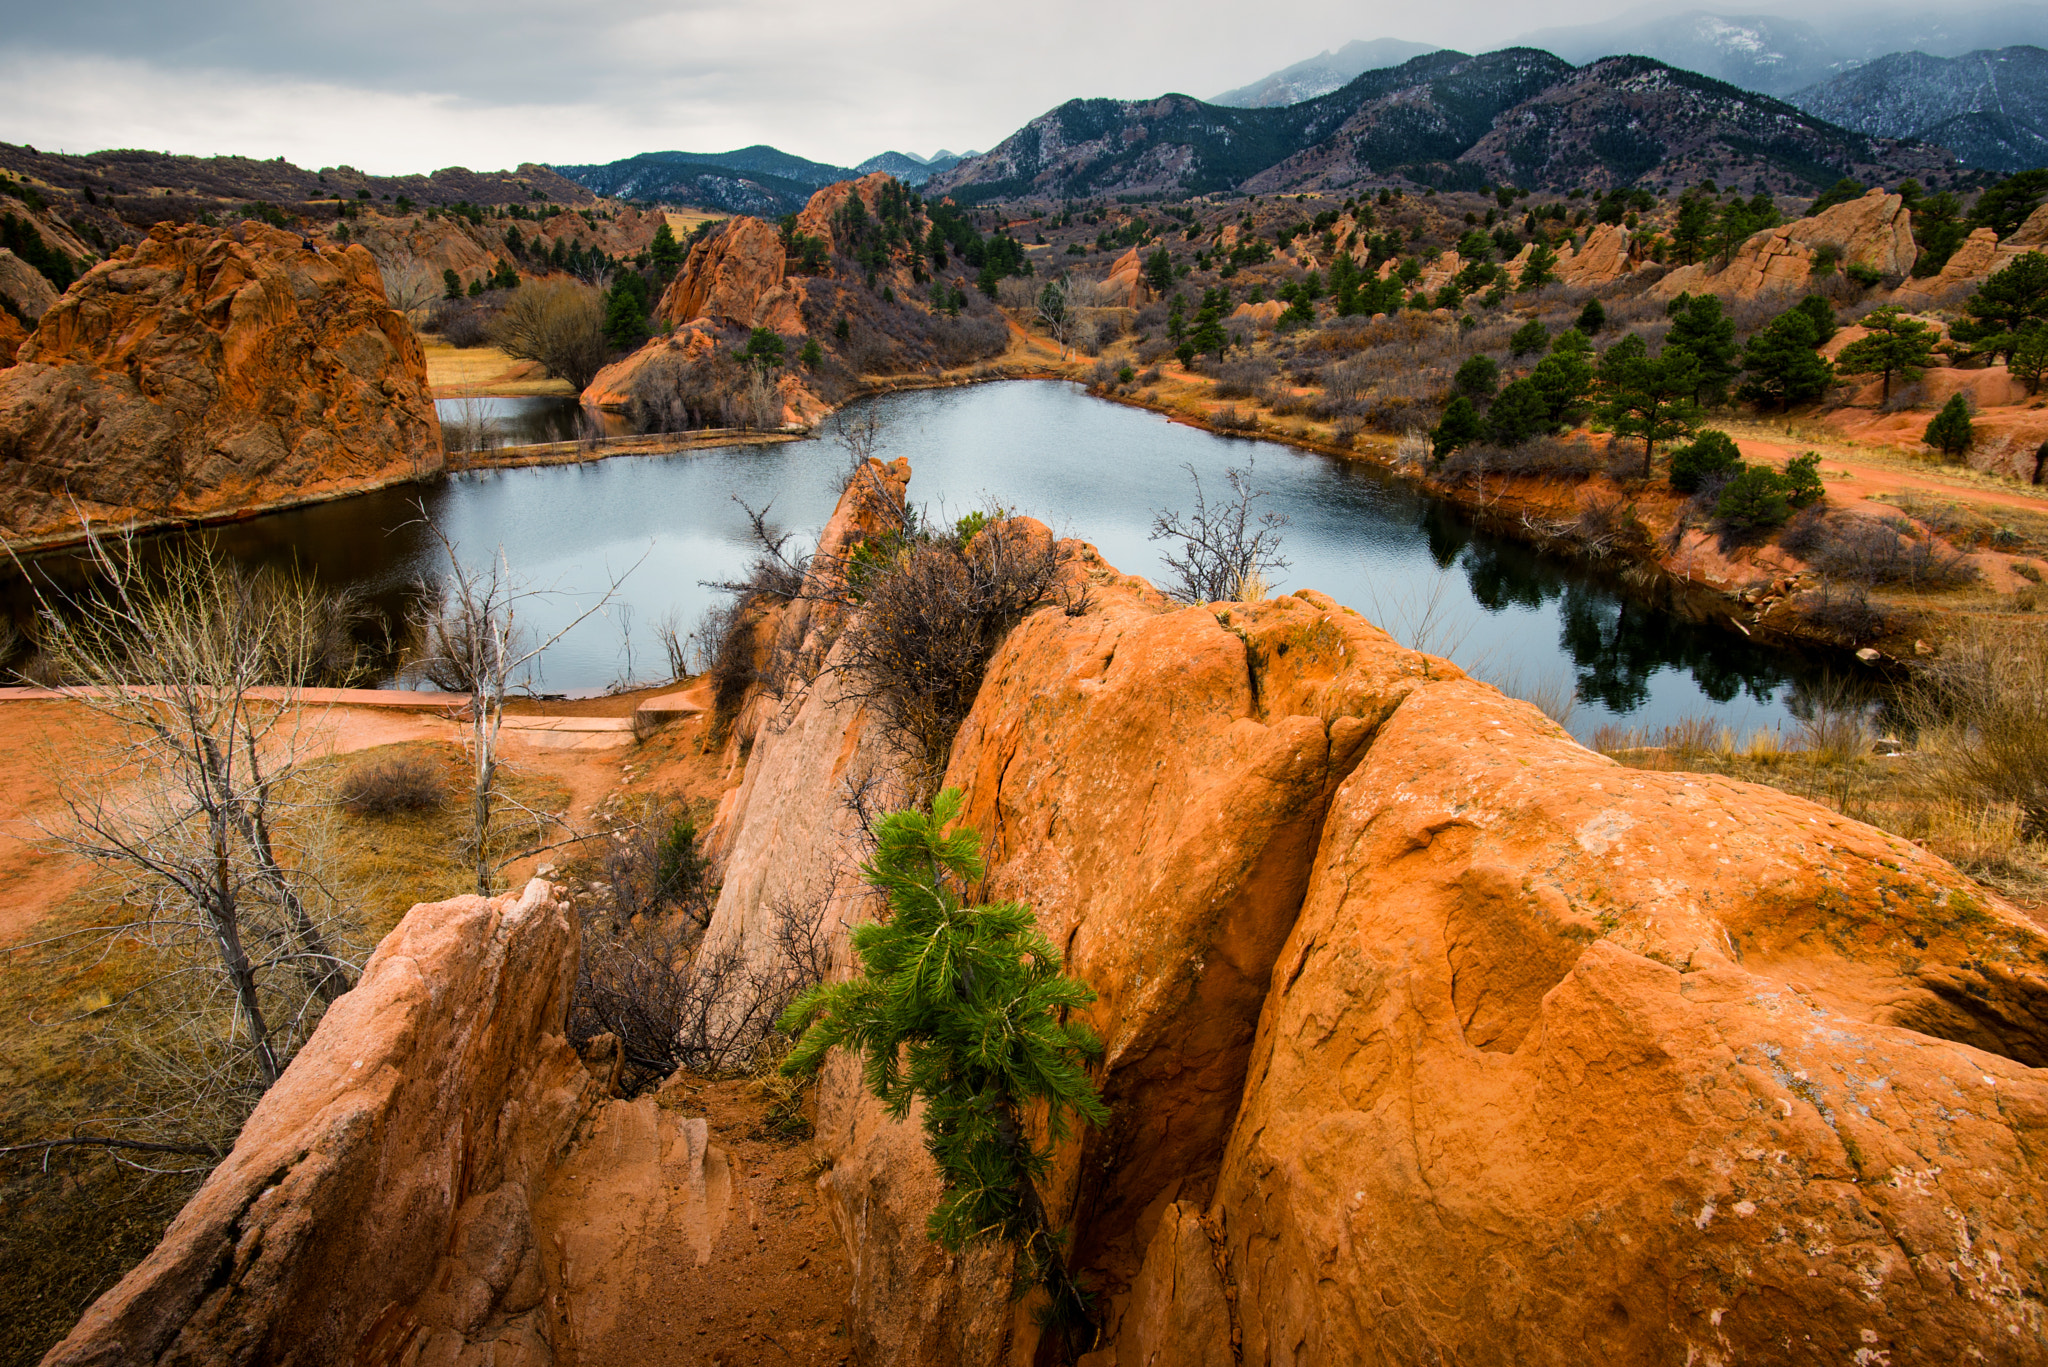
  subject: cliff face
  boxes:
[0,222,442,544]
[1656,188,1920,299]
[704,467,2048,1366]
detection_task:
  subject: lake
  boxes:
[21,382,1855,740]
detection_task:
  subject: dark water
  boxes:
[14,383,1855,738]
[432,396,630,448]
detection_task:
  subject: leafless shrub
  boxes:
[1439,435,1601,483]
[1794,580,1896,642]
[627,348,758,432]
[569,887,832,1086]
[337,756,444,816]
[1210,405,1259,432]
[835,520,1064,794]
[1790,676,1873,765]
[1906,619,2048,837]
[488,278,608,391]
[1573,492,1648,558]
[1211,357,1278,399]
[1150,459,1291,605]
[377,257,441,324]
[1802,516,1981,589]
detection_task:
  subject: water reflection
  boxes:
[433,396,630,448]
[7,382,1860,734]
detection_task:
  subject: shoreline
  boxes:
[7,359,2025,668]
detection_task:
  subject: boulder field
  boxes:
[0,222,441,545]
[39,466,2048,1365]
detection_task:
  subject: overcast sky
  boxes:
[0,0,1969,174]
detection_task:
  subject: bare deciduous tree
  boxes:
[5,528,366,1153]
[408,514,646,894]
[1149,459,1291,604]
[378,257,442,326]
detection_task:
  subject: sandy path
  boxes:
[1725,422,2048,521]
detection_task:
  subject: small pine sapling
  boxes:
[779,790,1108,1348]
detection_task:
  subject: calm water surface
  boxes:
[27,383,1853,739]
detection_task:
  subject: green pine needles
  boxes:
[778,788,1107,1344]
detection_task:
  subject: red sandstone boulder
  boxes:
[0,247,61,324]
[794,172,904,257]
[0,222,442,544]
[39,881,596,1367]
[1104,678,2048,1366]
[1555,223,1635,287]
[656,217,805,335]
[1658,189,1918,299]
[1101,247,1145,308]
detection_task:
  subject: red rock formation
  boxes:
[0,310,26,368]
[579,322,719,409]
[41,881,596,1366]
[41,879,763,1367]
[698,466,2048,1366]
[794,172,903,257]
[0,222,442,544]
[1657,189,1918,299]
[1555,222,1635,287]
[1101,248,1145,309]
[656,217,805,334]
[1228,299,1285,331]
[0,248,60,323]
[1110,677,2048,1365]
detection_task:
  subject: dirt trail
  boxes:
[1726,421,2048,520]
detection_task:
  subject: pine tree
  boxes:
[1598,335,1702,476]
[443,267,462,300]
[1923,394,1975,460]
[1575,297,1606,335]
[1508,319,1550,358]
[1664,294,1739,405]
[1833,307,1937,402]
[1739,305,1834,410]
[1667,430,1742,492]
[649,221,685,283]
[1431,395,1484,457]
[1951,251,2048,361]
[780,791,1106,1346]
[1143,246,1173,295]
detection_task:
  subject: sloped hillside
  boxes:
[1457,56,1957,194]
[1790,46,2048,174]
[934,49,1963,203]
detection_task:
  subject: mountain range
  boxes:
[1211,6,2048,103]
[1210,39,1443,108]
[1788,45,2048,174]
[549,145,970,215]
[927,48,1956,202]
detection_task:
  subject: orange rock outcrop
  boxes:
[1101,247,1146,309]
[793,171,903,257]
[1658,189,1918,299]
[0,247,61,324]
[0,222,442,544]
[656,216,805,335]
[41,879,768,1367]
[699,466,2048,1366]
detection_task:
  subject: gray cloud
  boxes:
[0,0,2029,174]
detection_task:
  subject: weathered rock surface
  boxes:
[578,322,718,409]
[656,216,804,335]
[1554,222,1634,287]
[41,879,764,1367]
[1105,677,2048,1365]
[1658,189,1918,299]
[40,880,594,1366]
[1100,248,1145,309]
[697,467,2048,1366]
[0,247,61,323]
[0,222,442,544]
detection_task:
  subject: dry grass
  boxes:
[1590,674,2048,909]
[0,739,570,1365]
[422,341,576,397]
